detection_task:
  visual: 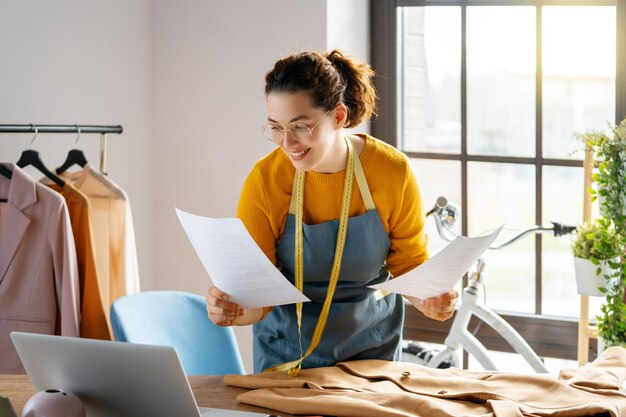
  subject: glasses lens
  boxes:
[262,123,312,143]
[262,125,280,142]
[291,124,311,141]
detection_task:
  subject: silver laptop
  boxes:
[11,332,269,417]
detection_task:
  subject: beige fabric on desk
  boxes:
[0,164,79,374]
[225,347,626,417]
[58,164,140,332]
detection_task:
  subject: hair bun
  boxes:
[265,49,377,128]
[323,50,377,127]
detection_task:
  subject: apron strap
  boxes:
[350,137,376,211]
[288,135,375,215]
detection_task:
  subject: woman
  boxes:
[206,50,458,374]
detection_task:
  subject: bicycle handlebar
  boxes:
[426,196,577,250]
[487,222,575,250]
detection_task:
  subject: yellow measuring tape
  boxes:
[264,135,355,376]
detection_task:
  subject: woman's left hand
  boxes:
[405,290,459,321]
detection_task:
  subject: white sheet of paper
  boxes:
[370,225,504,300]
[176,208,310,309]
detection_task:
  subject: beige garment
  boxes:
[225,347,626,417]
[0,164,80,374]
[58,164,140,331]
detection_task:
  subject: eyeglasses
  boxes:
[262,110,331,143]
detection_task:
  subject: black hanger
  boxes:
[16,128,65,188]
[0,164,12,180]
[17,150,65,188]
[56,127,88,175]
[56,149,88,175]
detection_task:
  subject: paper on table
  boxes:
[176,208,310,309]
[370,225,504,300]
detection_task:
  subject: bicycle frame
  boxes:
[426,259,549,373]
[421,197,574,373]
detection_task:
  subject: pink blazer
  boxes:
[0,163,79,374]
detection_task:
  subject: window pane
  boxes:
[542,166,604,319]
[468,162,536,313]
[399,6,461,154]
[410,159,462,256]
[542,6,616,160]
[467,7,536,157]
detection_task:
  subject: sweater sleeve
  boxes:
[385,162,429,278]
[237,165,278,267]
[237,166,279,318]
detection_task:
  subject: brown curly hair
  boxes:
[264,50,377,128]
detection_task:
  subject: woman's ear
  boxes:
[334,104,349,129]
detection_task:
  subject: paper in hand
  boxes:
[370,225,504,300]
[176,208,310,309]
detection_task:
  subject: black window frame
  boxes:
[371,0,626,362]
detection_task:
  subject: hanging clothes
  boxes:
[58,163,140,331]
[225,347,626,417]
[43,181,110,340]
[0,163,79,374]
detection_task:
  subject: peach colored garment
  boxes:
[0,164,79,374]
[58,164,140,332]
[225,347,626,417]
[45,182,110,340]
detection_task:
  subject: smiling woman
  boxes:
[205,49,460,376]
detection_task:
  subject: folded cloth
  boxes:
[224,347,626,417]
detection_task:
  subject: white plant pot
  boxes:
[573,256,615,297]
[598,336,606,355]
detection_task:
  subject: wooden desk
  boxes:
[0,375,295,417]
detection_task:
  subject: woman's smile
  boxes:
[289,147,311,160]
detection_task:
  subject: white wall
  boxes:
[151,0,328,373]
[0,0,372,374]
[0,0,155,289]
[328,0,370,70]
[327,0,371,135]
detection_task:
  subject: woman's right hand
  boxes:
[205,285,265,326]
[205,285,244,326]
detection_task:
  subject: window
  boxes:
[372,0,626,362]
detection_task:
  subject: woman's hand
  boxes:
[205,286,264,326]
[405,290,459,321]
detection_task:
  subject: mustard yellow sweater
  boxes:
[237,134,428,287]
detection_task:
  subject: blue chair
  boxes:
[110,291,245,375]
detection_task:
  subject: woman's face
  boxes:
[266,91,346,173]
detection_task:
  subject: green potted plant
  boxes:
[571,219,621,296]
[580,117,626,349]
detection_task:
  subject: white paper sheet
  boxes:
[370,225,504,300]
[176,208,310,309]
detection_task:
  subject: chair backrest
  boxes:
[110,291,245,375]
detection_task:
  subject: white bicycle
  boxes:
[405,197,576,373]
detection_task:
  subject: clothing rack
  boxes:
[0,124,123,175]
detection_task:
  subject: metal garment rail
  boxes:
[0,124,123,175]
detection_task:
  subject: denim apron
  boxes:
[253,137,404,373]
